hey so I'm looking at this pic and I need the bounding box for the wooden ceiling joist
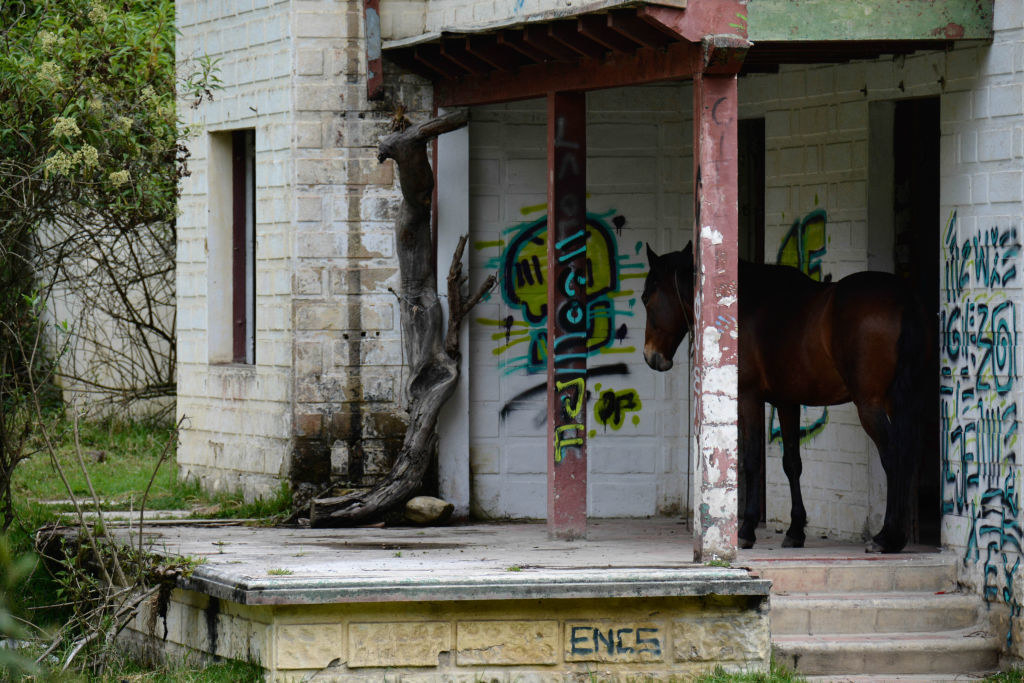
[521,24,580,61]
[605,10,675,49]
[548,21,608,60]
[413,45,464,80]
[497,31,550,64]
[464,35,524,72]
[577,14,641,53]
[439,42,491,76]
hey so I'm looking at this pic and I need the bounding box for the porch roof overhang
[377,0,993,106]
[382,1,748,106]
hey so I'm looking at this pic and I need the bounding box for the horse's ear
[646,243,658,265]
[681,241,693,265]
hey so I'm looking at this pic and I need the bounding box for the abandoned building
[163,0,1024,678]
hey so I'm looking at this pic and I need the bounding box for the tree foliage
[0,0,218,413]
[0,0,189,233]
[0,0,217,527]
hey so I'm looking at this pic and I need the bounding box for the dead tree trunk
[309,109,493,527]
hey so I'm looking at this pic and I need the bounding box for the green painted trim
[748,0,993,41]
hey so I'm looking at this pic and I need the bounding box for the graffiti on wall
[593,383,642,431]
[476,203,648,432]
[769,209,831,443]
[477,207,645,376]
[940,210,1022,644]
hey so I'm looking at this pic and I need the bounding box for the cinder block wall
[382,0,598,40]
[176,0,295,501]
[177,0,430,501]
[935,1,1024,651]
[737,2,1024,648]
[424,0,580,33]
[467,86,694,519]
[287,1,430,496]
[739,61,905,542]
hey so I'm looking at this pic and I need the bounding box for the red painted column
[692,71,740,562]
[546,91,588,540]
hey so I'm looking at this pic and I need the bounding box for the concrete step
[772,591,982,635]
[773,628,1000,676]
[745,552,958,594]
[804,675,997,682]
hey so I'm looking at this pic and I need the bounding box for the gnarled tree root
[308,110,493,527]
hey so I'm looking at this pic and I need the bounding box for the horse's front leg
[738,395,764,549]
[777,403,807,548]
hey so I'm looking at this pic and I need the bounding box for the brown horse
[642,243,929,553]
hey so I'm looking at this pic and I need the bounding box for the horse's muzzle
[644,348,673,372]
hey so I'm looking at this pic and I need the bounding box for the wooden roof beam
[522,24,579,61]
[605,11,674,49]
[414,45,465,80]
[638,1,748,43]
[547,21,608,59]
[464,35,525,71]
[436,40,701,107]
[440,41,492,75]
[578,14,641,53]
[498,31,549,64]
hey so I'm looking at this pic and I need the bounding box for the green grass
[4,653,264,682]
[3,415,293,636]
[987,670,1024,682]
[187,482,292,523]
[11,416,179,507]
[690,665,805,682]
[11,415,293,518]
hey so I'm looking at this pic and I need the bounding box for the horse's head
[642,242,694,372]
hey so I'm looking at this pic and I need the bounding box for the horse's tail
[886,291,930,518]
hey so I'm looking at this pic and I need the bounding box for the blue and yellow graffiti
[941,210,1022,646]
[770,209,830,443]
[477,207,644,375]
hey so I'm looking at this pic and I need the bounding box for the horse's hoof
[739,537,755,550]
[870,532,906,554]
[782,535,804,548]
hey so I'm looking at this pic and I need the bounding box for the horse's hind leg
[738,396,764,549]
[778,403,807,548]
[857,402,908,553]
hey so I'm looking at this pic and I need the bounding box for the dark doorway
[893,98,941,546]
[737,117,766,528]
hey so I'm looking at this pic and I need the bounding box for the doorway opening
[870,97,941,546]
[737,117,766,530]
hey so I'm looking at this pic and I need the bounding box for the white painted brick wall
[179,0,431,499]
[467,86,692,519]
[737,3,1024,649]
[288,0,430,489]
[934,1,1024,652]
[177,0,295,501]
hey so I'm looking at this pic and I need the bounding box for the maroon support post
[546,91,588,540]
[692,68,741,562]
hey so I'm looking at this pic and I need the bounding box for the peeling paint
[701,225,724,245]
[700,425,736,453]
[703,485,735,518]
[702,326,722,365]
[704,366,738,398]
[703,395,737,424]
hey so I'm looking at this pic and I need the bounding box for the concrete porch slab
[144,519,771,604]
[119,518,781,680]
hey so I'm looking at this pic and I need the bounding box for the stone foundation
[124,589,769,681]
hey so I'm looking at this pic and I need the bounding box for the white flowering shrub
[0,0,218,528]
